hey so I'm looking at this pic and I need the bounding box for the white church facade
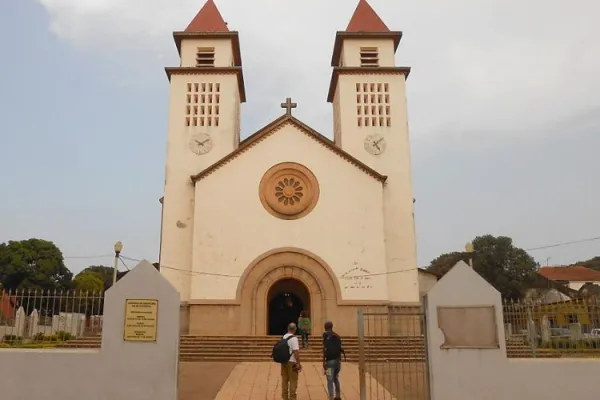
[159,0,421,336]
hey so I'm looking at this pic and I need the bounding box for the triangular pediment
[190,115,387,183]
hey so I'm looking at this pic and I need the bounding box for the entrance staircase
[58,335,425,362]
[57,335,549,360]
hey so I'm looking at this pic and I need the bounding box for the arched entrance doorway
[236,248,343,335]
[267,278,310,335]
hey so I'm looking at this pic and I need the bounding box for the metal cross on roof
[280,97,297,116]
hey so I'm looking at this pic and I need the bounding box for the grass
[0,341,65,349]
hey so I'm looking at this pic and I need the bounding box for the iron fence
[0,289,104,345]
[503,297,600,358]
[357,306,429,400]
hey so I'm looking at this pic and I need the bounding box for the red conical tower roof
[185,0,229,32]
[346,0,390,32]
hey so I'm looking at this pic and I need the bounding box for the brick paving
[213,362,396,400]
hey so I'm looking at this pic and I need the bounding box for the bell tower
[328,0,419,302]
[160,0,246,300]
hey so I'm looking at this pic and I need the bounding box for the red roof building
[0,294,16,319]
[538,266,600,291]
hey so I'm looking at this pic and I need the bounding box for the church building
[159,0,420,336]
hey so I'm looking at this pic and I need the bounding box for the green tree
[73,271,104,293]
[426,252,470,277]
[108,262,160,282]
[70,270,105,316]
[76,262,160,293]
[0,239,72,291]
[572,256,600,271]
[426,235,539,300]
[78,265,127,292]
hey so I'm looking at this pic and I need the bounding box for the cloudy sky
[1,0,599,274]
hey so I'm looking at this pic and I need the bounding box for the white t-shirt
[283,333,300,363]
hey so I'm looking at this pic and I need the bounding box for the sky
[1,0,599,275]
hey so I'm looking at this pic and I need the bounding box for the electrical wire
[119,255,418,279]
[118,256,130,271]
[525,236,600,252]
[64,254,113,259]
[63,234,600,278]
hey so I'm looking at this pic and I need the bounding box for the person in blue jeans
[322,321,344,400]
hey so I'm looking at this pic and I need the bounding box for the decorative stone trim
[330,31,403,67]
[327,66,411,103]
[164,67,246,102]
[172,31,242,67]
[190,116,387,183]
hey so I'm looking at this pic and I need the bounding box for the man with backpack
[272,322,302,400]
[322,321,344,400]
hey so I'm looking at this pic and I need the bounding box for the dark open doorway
[267,278,310,336]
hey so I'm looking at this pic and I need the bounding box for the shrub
[539,338,600,350]
[16,342,62,349]
[1,335,22,344]
[0,340,64,349]
[55,331,74,341]
[31,333,61,342]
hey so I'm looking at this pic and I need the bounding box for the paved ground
[366,363,429,400]
[178,362,238,400]
[211,362,398,400]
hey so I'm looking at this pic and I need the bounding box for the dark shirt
[322,331,344,361]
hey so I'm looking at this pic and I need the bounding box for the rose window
[274,178,304,205]
[259,162,319,220]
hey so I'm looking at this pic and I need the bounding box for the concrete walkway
[213,362,396,400]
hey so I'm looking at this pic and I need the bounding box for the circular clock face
[189,133,213,155]
[364,134,386,156]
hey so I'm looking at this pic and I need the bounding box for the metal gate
[357,307,430,400]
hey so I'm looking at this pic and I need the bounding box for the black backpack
[272,335,294,364]
[323,332,345,360]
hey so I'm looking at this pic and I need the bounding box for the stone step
[179,354,426,362]
[56,336,566,360]
[180,339,427,342]
[59,343,425,350]
[179,348,426,354]
[179,341,425,346]
[58,336,426,347]
[58,345,425,355]
[60,341,425,346]
[179,347,425,355]
[181,344,424,348]
[179,348,424,354]
[179,343,425,348]
[179,341,425,345]
[180,335,423,340]
[59,339,421,346]
[179,337,425,342]
[182,340,425,343]
[59,335,422,343]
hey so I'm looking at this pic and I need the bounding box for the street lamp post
[465,242,474,268]
[112,241,123,285]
